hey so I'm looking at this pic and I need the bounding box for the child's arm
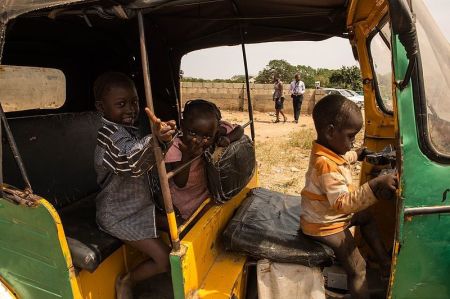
[100,109,176,177]
[166,139,203,188]
[315,157,377,214]
[319,165,398,215]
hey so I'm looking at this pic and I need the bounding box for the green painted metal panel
[0,198,73,299]
[392,215,450,298]
[170,253,185,299]
[391,35,450,298]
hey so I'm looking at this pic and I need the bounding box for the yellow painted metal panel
[77,247,125,299]
[197,253,246,299]
[180,174,258,297]
[349,0,399,263]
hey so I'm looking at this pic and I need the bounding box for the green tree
[329,66,362,90]
[254,59,296,84]
[295,65,315,88]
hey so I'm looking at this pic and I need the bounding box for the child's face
[326,111,363,155]
[182,117,218,149]
[97,86,139,126]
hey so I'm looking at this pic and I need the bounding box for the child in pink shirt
[165,99,243,220]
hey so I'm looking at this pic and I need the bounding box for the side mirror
[0,65,66,112]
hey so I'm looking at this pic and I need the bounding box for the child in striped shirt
[300,94,398,299]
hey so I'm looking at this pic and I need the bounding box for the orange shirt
[300,142,377,237]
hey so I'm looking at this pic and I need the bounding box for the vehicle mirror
[0,65,66,112]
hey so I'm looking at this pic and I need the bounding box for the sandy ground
[222,110,363,196]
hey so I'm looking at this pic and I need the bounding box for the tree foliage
[254,60,361,89]
[253,59,296,84]
[329,66,362,90]
[181,62,362,90]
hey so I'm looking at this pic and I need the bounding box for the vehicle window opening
[411,0,450,161]
[368,18,394,115]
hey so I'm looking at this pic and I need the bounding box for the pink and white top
[164,121,236,219]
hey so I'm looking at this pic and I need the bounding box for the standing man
[289,74,305,123]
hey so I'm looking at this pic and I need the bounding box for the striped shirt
[94,118,158,241]
[300,142,377,237]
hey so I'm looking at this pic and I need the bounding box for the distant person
[289,74,305,123]
[300,94,397,299]
[273,75,287,123]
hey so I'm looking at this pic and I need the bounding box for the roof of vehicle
[0,0,384,55]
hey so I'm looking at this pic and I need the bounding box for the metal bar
[150,10,339,21]
[240,41,255,141]
[168,50,182,125]
[0,103,32,193]
[230,0,255,141]
[404,205,450,217]
[248,24,347,39]
[177,198,211,234]
[0,108,3,198]
[241,120,252,129]
[167,154,203,180]
[138,11,180,251]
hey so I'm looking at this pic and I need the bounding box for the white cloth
[257,259,326,299]
[290,80,305,95]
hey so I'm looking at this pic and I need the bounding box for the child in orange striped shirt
[300,94,398,299]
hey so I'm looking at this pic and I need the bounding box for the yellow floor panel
[196,252,247,299]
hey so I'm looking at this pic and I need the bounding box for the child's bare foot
[116,273,133,299]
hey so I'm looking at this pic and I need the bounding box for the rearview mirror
[0,65,66,112]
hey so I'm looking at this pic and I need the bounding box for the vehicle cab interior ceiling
[0,0,391,272]
[1,0,386,116]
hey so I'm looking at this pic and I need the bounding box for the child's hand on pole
[145,107,176,143]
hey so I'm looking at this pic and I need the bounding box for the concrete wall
[180,82,318,114]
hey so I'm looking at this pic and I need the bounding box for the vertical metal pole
[0,106,3,198]
[0,103,32,193]
[168,50,182,125]
[239,30,255,141]
[137,11,180,251]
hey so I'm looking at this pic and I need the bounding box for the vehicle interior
[0,0,402,298]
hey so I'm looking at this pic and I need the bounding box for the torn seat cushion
[59,194,122,272]
[223,188,334,267]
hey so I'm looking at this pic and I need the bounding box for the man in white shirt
[289,74,305,123]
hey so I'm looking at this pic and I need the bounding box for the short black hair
[94,72,136,102]
[312,94,361,132]
[182,99,222,123]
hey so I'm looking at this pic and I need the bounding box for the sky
[181,0,450,80]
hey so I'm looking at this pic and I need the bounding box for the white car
[322,88,364,108]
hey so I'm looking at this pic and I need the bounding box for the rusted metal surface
[2,184,39,206]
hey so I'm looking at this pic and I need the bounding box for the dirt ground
[222,110,364,195]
